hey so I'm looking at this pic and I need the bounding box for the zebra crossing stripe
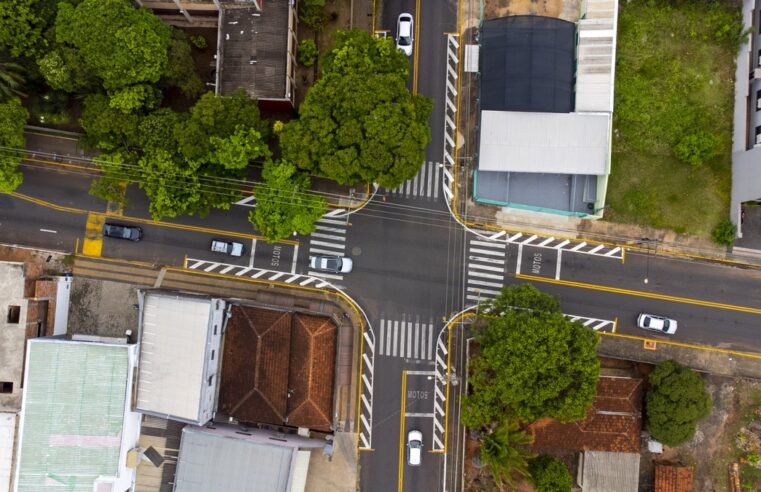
[317,218,347,225]
[311,232,346,241]
[315,225,346,233]
[309,247,343,255]
[467,286,501,295]
[468,255,504,264]
[235,267,252,276]
[538,237,555,247]
[570,242,587,251]
[469,271,503,280]
[307,270,342,280]
[468,263,504,272]
[555,239,571,249]
[605,247,622,256]
[588,244,605,254]
[251,270,268,279]
[270,272,285,280]
[324,208,346,217]
[219,265,236,274]
[203,262,220,272]
[469,248,505,257]
[470,240,506,248]
[310,240,346,249]
[468,279,503,288]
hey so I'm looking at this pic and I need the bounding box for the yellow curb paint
[613,317,618,334]
[621,247,626,264]
[517,273,761,315]
[397,370,407,492]
[413,0,421,95]
[82,213,105,257]
[74,238,80,254]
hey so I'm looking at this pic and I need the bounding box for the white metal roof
[0,413,14,492]
[580,451,640,492]
[575,0,619,112]
[136,293,219,424]
[478,110,611,175]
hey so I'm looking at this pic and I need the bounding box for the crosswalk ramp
[307,216,349,280]
[378,317,436,361]
[384,161,442,200]
[466,238,507,302]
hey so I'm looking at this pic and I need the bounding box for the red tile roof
[654,464,693,492]
[530,376,643,453]
[218,306,336,432]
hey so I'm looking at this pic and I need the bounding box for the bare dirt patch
[483,0,579,22]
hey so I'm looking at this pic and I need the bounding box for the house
[217,306,338,432]
[474,1,618,218]
[12,338,141,492]
[135,291,226,426]
[654,464,694,492]
[529,375,644,492]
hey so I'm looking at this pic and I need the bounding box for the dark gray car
[103,223,143,241]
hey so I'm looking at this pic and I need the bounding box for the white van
[210,239,245,257]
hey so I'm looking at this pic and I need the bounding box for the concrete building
[13,338,141,492]
[135,292,226,425]
[474,2,619,218]
[731,0,761,234]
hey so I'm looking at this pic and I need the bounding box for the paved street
[2,4,761,491]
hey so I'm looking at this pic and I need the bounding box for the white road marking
[556,249,562,280]
[516,243,524,274]
[40,229,57,233]
[468,263,504,272]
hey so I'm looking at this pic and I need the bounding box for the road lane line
[249,239,256,268]
[397,371,407,492]
[428,325,434,361]
[517,273,761,315]
[555,249,562,280]
[406,412,434,418]
[379,320,385,356]
[516,243,523,274]
[291,244,298,273]
[392,321,399,357]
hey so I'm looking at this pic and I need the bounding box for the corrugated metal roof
[580,451,640,492]
[14,340,129,492]
[478,110,611,175]
[0,413,15,492]
[136,293,216,424]
[575,0,619,112]
[174,426,294,492]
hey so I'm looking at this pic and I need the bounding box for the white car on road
[407,430,422,466]
[309,255,353,274]
[637,313,677,335]
[396,13,414,56]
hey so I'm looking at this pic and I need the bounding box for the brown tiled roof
[655,464,693,492]
[530,376,643,453]
[218,306,337,432]
[286,314,336,430]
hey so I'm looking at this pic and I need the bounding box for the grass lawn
[606,0,744,236]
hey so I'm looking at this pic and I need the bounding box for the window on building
[0,382,12,394]
[7,306,20,324]
[208,375,213,386]
[757,90,761,110]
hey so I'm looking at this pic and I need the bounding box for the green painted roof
[15,340,129,491]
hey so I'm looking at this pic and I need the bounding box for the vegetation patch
[607,0,744,236]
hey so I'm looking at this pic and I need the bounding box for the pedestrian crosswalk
[466,237,507,303]
[385,161,442,200]
[378,317,436,361]
[307,216,349,280]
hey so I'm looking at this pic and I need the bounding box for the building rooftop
[579,451,640,492]
[480,15,575,113]
[173,425,295,492]
[218,2,290,100]
[478,110,611,175]
[0,413,14,492]
[218,306,337,432]
[530,376,643,453]
[654,464,693,492]
[136,292,224,425]
[14,339,138,492]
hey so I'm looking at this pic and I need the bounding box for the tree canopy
[529,456,573,492]
[249,161,327,242]
[0,97,29,192]
[479,418,535,488]
[646,360,712,446]
[280,29,432,188]
[0,0,51,58]
[462,284,600,427]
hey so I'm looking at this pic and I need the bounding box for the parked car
[407,430,423,466]
[396,13,414,56]
[637,313,677,335]
[210,239,245,257]
[103,222,143,242]
[309,255,353,274]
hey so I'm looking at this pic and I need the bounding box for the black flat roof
[480,15,575,113]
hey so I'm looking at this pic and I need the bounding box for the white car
[407,430,422,466]
[309,255,353,274]
[210,239,245,257]
[637,313,677,335]
[396,13,414,56]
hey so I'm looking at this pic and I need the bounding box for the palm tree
[0,61,26,101]
[479,418,536,489]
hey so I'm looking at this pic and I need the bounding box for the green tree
[37,46,97,94]
[299,0,326,31]
[298,38,318,67]
[280,29,431,188]
[0,97,29,192]
[646,360,712,446]
[673,130,721,167]
[250,160,327,242]
[529,456,573,492]
[0,60,27,101]
[479,418,535,488]
[462,285,600,427]
[79,93,140,150]
[55,0,171,91]
[131,92,269,219]
[161,30,203,99]
[0,0,49,58]
[89,152,129,205]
